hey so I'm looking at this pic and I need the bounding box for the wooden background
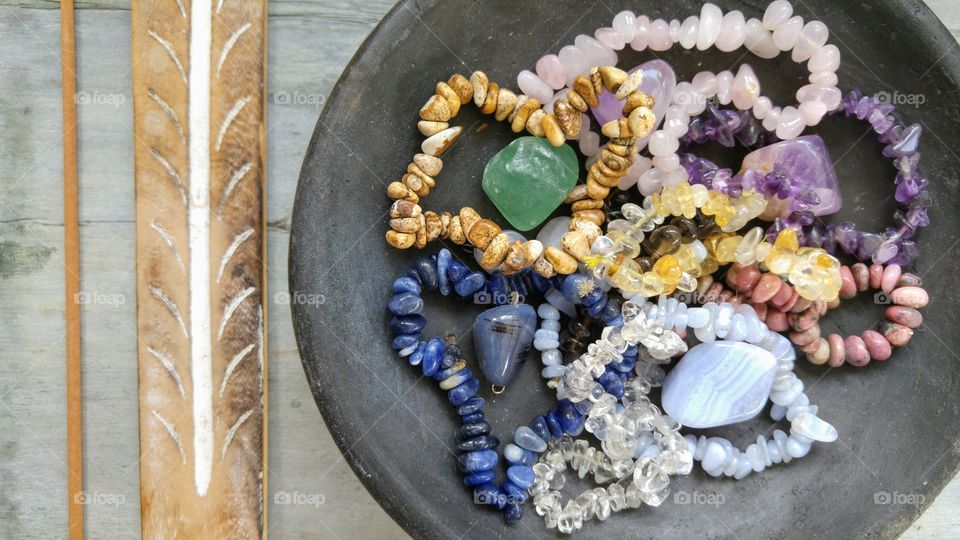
[0,0,957,538]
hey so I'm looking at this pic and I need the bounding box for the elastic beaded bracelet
[386,66,659,277]
[642,299,838,480]
[782,89,931,266]
[387,249,594,523]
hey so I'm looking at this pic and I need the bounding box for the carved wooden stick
[132,0,267,536]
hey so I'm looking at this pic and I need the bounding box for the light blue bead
[506,465,535,488]
[514,426,547,452]
[541,365,566,378]
[474,304,536,387]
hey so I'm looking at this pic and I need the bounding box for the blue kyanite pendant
[473,304,537,390]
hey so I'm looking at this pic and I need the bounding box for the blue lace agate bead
[529,416,550,441]
[458,450,498,473]
[448,377,480,405]
[513,426,547,452]
[388,293,423,315]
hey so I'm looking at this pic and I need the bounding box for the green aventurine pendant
[482,136,579,232]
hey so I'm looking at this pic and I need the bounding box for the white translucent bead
[613,10,637,41]
[731,64,761,110]
[542,319,561,333]
[770,403,787,421]
[538,303,561,320]
[662,106,690,138]
[796,83,841,109]
[727,313,748,341]
[733,458,752,480]
[715,10,746,52]
[686,307,710,328]
[648,19,672,51]
[763,0,794,30]
[517,69,554,103]
[691,70,717,96]
[636,167,664,196]
[684,434,698,454]
[746,444,764,472]
[536,328,560,342]
[505,443,524,463]
[772,15,803,51]
[558,45,590,86]
[678,15,699,49]
[535,337,560,351]
[578,130,601,156]
[662,167,687,188]
[648,131,679,156]
[762,106,781,131]
[575,34,617,68]
[715,70,734,104]
[630,15,651,51]
[767,440,782,463]
[744,18,779,59]
[652,154,680,172]
[792,412,838,442]
[776,106,805,139]
[808,44,841,73]
[701,441,726,471]
[751,96,773,119]
[799,100,828,126]
[809,70,839,86]
[668,19,681,43]
[696,3,723,51]
[773,371,796,391]
[785,436,812,458]
[773,429,791,463]
[594,27,626,51]
[791,20,829,63]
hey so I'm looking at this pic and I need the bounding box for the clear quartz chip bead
[607,482,628,512]
[575,490,598,521]
[534,491,561,517]
[594,488,612,521]
[557,500,583,534]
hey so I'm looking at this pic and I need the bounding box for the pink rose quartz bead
[731,64,761,110]
[776,106,805,139]
[798,100,828,126]
[613,10,636,42]
[696,3,722,51]
[762,0,793,30]
[517,70,553,104]
[827,334,845,368]
[885,306,923,329]
[648,19,672,51]
[715,11,746,52]
[891,286,929,309]
[557,45,589,87]
[862,330,892,361]
[574,34,617,69]
[792,20,829,63]
[630,16,651,51]
[744,18,779,59]
[772,16,803,51]
[595,27,626,50]
[535,54,567,90]
[881,264,902,294]
[809,44,841,73]
[678,16,699,50]
[843,335,870,367]
[868,264,883,290]
[716,70,734,105]
[839,266,856,299]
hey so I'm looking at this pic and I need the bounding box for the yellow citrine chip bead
[716,235,742,263]
[774,228,800,251]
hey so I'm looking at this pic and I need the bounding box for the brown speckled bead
[807,338,830,365]
[752,273,783,303]
[851,263,870,292]
[751,302,768,322]
[839,265,857,299]
[790,324,821,347]
[885,305,923,329]
[703,282,724,304]
[827,334,845,368]
[862,330,892,361]
[880,321,914,347]
[897,273,923,288]
[788,306,819,332]
[790,296,811,314]
[890,286,929,309]
[844,335,871,367]
[868,263,883,290]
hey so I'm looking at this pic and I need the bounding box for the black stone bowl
[290,1,960,537]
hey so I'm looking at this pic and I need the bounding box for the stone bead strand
[787,89,931,266]
[647,299,839,479]
[724,263,928,366]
